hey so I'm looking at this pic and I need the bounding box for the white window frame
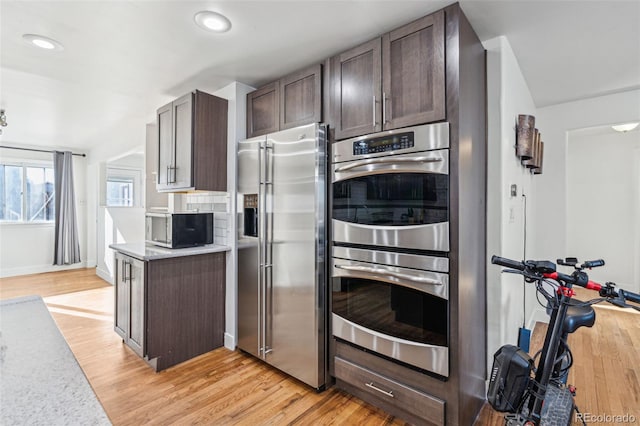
[0,160,56,224]
[105,166,142,208]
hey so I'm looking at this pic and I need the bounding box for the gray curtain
[53,151,81,265]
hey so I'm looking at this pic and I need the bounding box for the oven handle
[334,156,443,172]
[335,264,443,285]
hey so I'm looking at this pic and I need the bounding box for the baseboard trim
[0,262,87,279]
[224,332,235,350]
[95,267,114,285]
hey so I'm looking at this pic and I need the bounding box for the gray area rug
[0,295,111,425]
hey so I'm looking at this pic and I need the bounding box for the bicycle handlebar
[619,289,640,305]
[491,254,640,307]
[583,259,605,268]
[491,255,525,271]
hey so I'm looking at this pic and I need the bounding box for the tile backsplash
[177,192,230,246]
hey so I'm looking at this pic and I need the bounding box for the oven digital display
[353,132,415,155]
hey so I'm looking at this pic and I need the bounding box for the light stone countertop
[109,242,230,261]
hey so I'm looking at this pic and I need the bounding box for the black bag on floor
[487,344,533,412]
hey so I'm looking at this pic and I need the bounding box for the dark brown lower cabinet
[114,251,226,371]
[334,356,445,426]
[114,252,145,357]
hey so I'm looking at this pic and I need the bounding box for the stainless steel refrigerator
[237,123,327,390]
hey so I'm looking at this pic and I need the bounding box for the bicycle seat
[563,299,596,334]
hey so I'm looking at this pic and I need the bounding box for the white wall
[484,36,537,368]
[212,81,255,350]
[86,122,147,276]
[95,207,145,283]
[533,89,640,257]
[94,154,145,283]
[531,90,640,320]
[0,147,89,277]
[566,128,640,291]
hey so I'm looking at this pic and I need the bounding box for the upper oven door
[332,149,449,251]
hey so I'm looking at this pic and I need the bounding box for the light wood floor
[1,269,638,425]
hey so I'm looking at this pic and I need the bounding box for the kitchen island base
[112,246,227,371]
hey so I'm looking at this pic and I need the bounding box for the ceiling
[1,0,639,152]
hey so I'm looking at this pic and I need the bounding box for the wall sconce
[516,114,544,175]
[533,141,544,175]
[516,114,535,159]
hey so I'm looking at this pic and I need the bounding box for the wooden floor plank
[1,269,638,425]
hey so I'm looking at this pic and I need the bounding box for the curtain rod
[0,145,86,157]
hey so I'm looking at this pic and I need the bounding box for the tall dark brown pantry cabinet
[327,4,486,426]
[156,90,227,192]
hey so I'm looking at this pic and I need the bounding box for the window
[0,163,55,222]
[106,177,134,207]
[105,167,141,207]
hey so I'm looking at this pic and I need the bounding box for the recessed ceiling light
[194,11,232,33]
[611,122,639,132]
[22,34,64,51]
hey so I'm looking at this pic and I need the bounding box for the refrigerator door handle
[264,139,275,357]
[258,140,267,358]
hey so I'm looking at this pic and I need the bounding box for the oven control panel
[353,132,415,155]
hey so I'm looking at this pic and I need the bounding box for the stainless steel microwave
[145,212,213,248]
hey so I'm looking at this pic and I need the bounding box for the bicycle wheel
[540,384,574,426]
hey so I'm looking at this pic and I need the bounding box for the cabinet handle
[171,166,177,184]
[365,382,394,398]
[382,92,388,124]
[372,96,377,127]
[166,165,177,184]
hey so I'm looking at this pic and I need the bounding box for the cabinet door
[127,258,145,357]
[279,64,322,130]
[114,254,129,340]
[382,10,445,129]
[156,102,173,190]
[247,82,279,138]
[145,122,168,209]
[172,93,194,189]
[331,38,382,140]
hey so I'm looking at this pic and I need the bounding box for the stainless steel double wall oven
[331,122,450,377]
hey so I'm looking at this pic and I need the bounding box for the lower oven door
[331,257,449,377]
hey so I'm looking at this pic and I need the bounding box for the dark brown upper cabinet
[246,64,322,138]
[382,11,445,130]
[330,10,445,140]
[330,39,382,140]
[156,90,228,192]
[280,64,322,130]
[246,82,279,138]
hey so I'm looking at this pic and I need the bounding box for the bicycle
[487,255,640,426]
